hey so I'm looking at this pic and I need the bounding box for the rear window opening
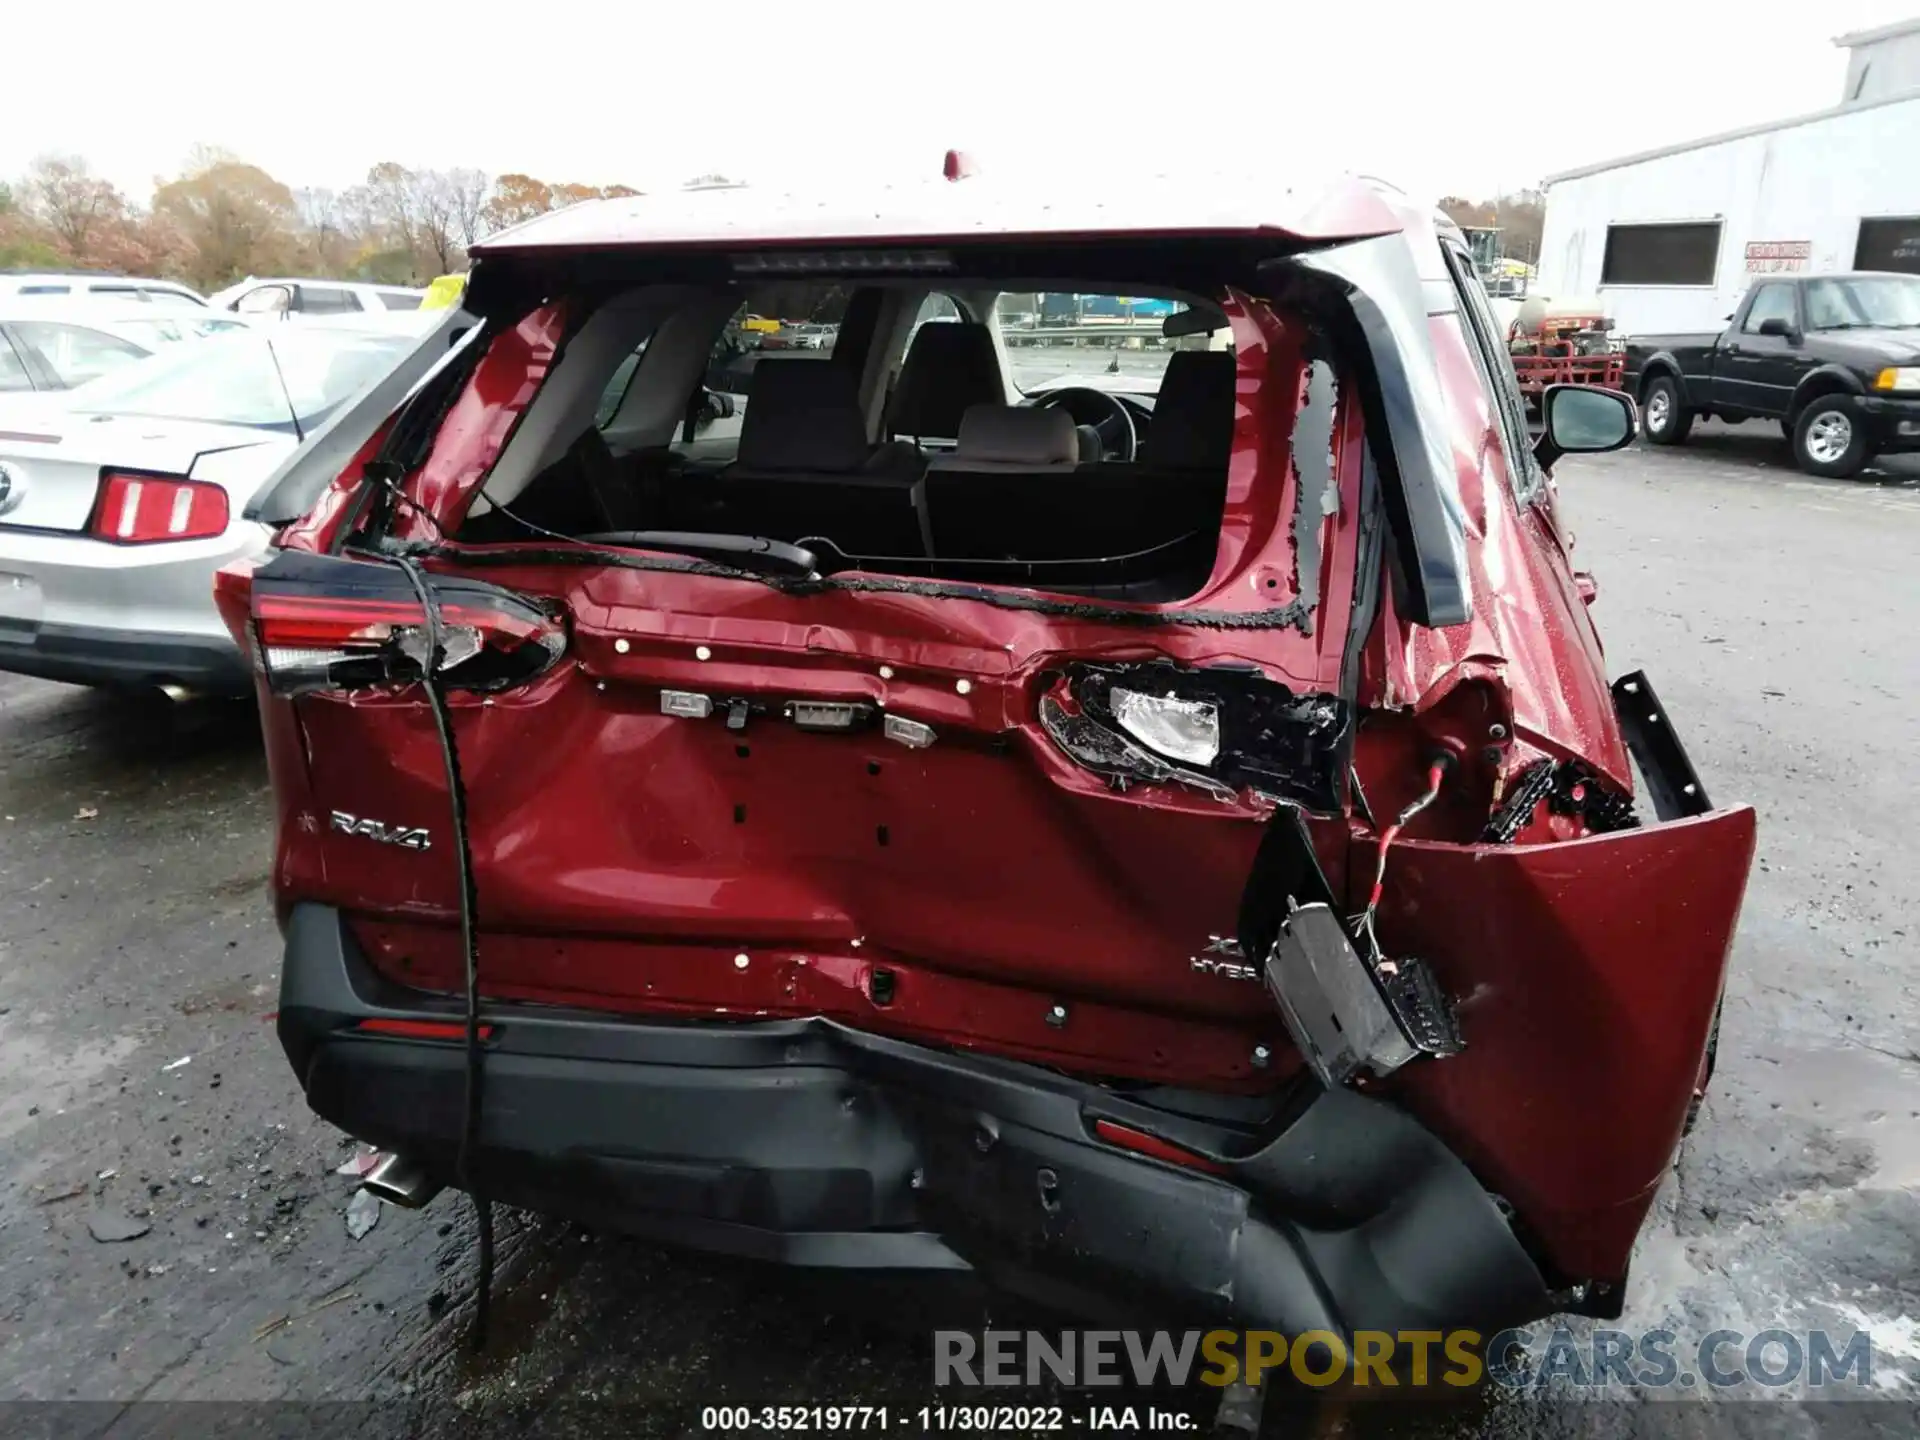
[456,273,1242,601]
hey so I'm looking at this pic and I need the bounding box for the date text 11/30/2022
[701,1406,1196,1432]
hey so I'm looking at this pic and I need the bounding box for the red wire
[1366,761,1447,912]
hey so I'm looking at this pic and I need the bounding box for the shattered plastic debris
[345,1187,381,1240]
[334,1146,382,1179]
[87,1209,152,1243]
[161,1056,192,1072]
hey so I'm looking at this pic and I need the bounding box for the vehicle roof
[219,277,424,291]
[1,270,194,284]
[1767,271,1916,283]
[471,171,1414,255]
[0,297,245,322]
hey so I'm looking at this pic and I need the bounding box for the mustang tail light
[90,471,229,543]
[225,551,567,697]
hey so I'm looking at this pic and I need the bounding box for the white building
[1537,18,1920,336]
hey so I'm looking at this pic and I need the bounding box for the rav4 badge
[328,811,432,851]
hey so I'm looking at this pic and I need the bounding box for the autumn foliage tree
[153,149,299,289]
[2,149,639,289]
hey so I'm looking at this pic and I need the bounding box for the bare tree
[410,170,463,274]
[447,167,490,250]
[363,162,419,258]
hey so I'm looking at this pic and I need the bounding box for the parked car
[784,321,837,350]
[1,305,160,397]
[1626,271,1920,476]
[0,271,209,308]
[1,298,254,389]
[0,323,421,692]
[209,278,428,318]
[216,174,1755,1353]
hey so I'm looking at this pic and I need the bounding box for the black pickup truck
[1625,271,1920,477]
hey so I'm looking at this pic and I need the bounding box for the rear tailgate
[234,295,1370,1087]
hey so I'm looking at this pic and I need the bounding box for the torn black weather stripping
[1046,660,1351,811]
[393,540,1320,631]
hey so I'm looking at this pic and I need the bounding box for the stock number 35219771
[700,1405,1073,1431]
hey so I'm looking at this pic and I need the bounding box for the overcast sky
[7,1,1917,206]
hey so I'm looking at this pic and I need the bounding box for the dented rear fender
[1370,803,1757,1284]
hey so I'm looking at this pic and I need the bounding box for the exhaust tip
[361,1151,444,1210]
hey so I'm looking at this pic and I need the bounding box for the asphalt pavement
[0,420,1916,1436]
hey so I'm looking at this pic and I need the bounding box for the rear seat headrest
[1148,349,1235,470]
[734,358,871,472]
[889,322,1003,439]
[945,404,1079,467]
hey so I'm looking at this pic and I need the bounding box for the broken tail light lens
[251,592,563,697]
[89,471,229,543]
[1109,687,1221,766]
[1046,663,1351,813]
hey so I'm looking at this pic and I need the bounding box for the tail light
[225,551,566,697]
[90,471,229,543]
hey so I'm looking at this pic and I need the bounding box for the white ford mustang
[0,322,425,693]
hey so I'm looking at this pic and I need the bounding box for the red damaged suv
[217,170,1756,1340]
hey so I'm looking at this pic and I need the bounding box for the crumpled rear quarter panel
[1366,804,1758,1281]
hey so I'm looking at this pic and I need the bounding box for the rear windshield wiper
[573,530,820,577]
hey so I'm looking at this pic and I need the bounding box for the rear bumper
[279,903,1554,1335]
[0,619,249,691]
[0,521,265,690]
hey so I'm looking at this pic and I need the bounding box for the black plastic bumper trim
[278,903,1552,1336]
[1611,669,1711,820]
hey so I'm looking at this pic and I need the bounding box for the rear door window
[595,340,651,429]
[296,285,359,316]
[0,333,34,392]
[675,291,846,460]
[10,321,150,387]
[1440,243,1543,500]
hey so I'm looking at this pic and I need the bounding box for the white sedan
[0,324,420,693]
[0,300,256,406]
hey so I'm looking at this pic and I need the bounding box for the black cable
[365,462,448,542]
[393,554,493,1352]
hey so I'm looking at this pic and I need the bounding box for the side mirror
[1533,384,1637,470]
[1756,316,1798,340]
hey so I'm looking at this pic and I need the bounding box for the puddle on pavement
[1741,1043,1920,1190]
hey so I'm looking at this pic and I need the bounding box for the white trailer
[1537,20,1920,338]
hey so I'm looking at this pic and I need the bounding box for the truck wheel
[1792,398,1869,478]
[1641,375,1692,445]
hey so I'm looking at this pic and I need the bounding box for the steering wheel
[1030,386,1138,462]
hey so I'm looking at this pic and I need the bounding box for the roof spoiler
[243,308,481,527]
